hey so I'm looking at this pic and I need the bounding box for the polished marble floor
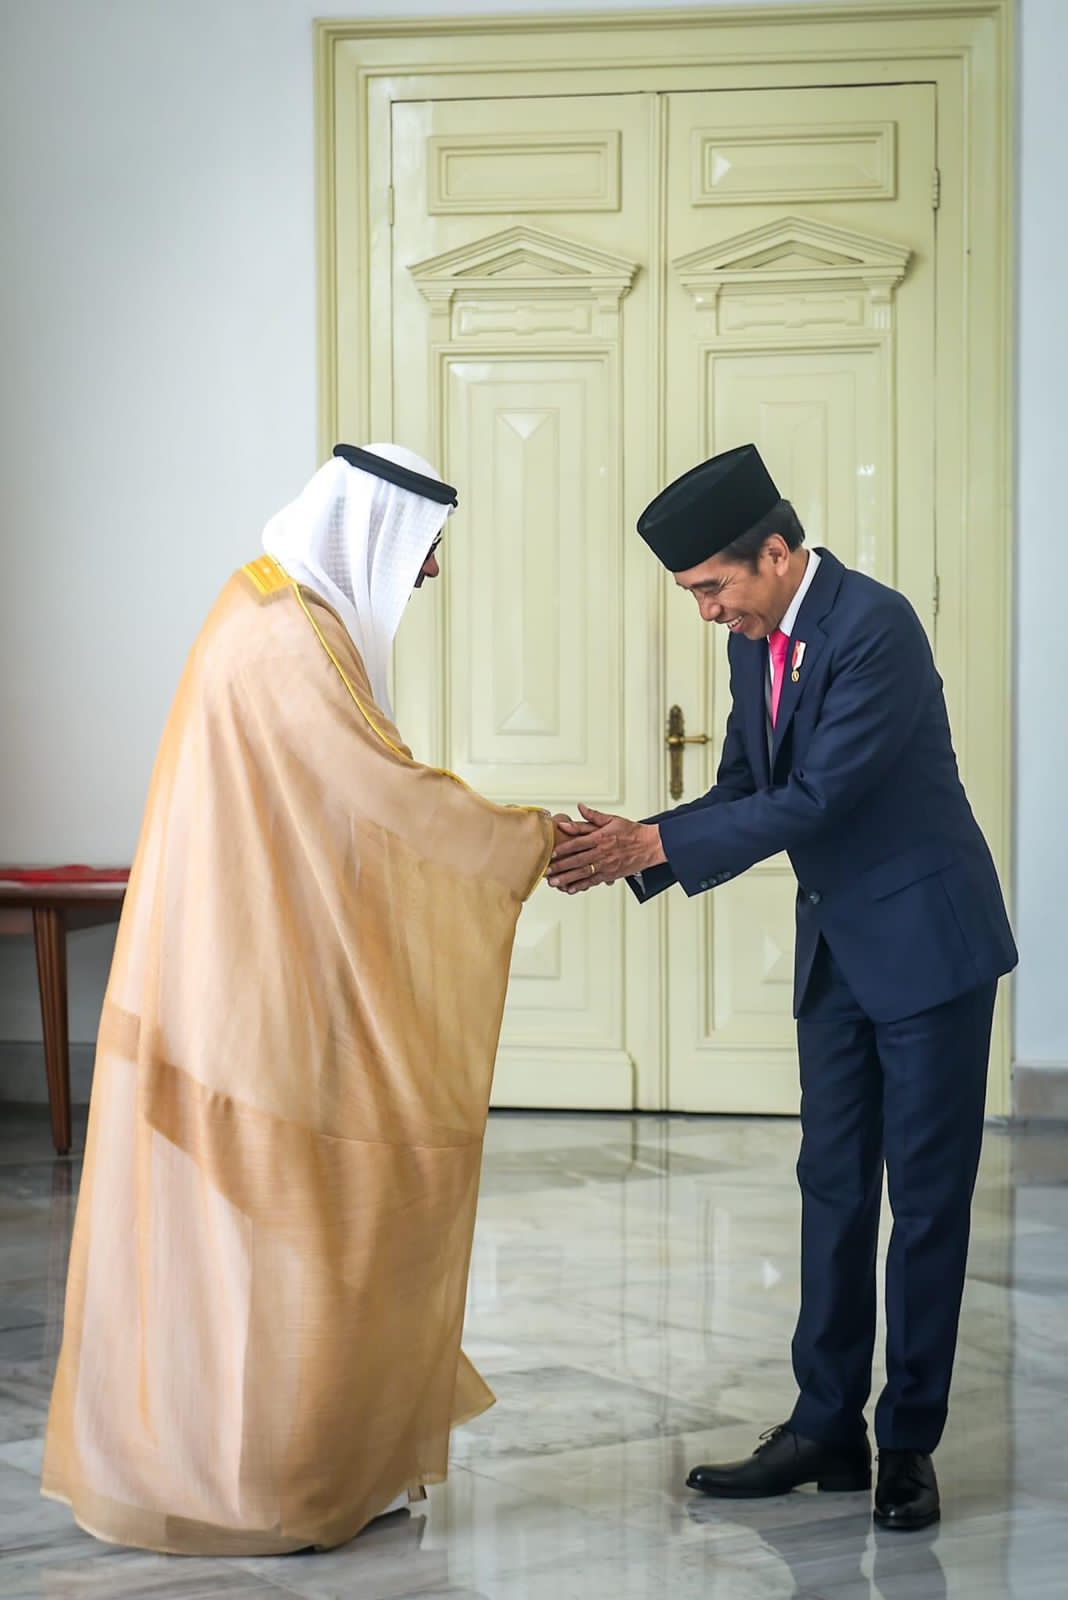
[0,1104,1065,1598]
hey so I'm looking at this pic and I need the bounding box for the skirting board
[1013,1062,1068,1123]
[0,1042,95,1107]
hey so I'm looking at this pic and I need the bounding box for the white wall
[0,0,1064,1084]
[1015,0,1068,1069]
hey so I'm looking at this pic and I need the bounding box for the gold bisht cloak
[42,556,553,1556]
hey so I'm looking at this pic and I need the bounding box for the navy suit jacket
[632,549,1017,1021]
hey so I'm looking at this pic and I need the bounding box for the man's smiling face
[673,532,802,641]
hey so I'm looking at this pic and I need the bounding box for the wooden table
[0,874,128,1155]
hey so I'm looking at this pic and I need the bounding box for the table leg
[32,908,72,1156]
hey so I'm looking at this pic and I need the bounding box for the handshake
[546,804,666,894]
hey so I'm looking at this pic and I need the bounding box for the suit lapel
[732,634,770,786]
[770,549,843,769]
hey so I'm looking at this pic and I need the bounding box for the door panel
[444,356,622,796]
[390,95,659,1109]
[663,84,937,1111]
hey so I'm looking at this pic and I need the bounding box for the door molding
[672,214,912,324]
[316,1,1015,1114]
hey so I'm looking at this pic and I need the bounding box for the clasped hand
[548,804,666,893]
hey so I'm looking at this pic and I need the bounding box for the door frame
[315,1,1016,1115]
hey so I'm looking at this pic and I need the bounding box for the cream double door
[389,83,937,1112]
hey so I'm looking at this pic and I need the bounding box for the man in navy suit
[548,444,1017,1531]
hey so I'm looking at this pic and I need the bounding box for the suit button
[808,891,822,906]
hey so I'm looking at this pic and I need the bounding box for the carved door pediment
[410,225,640,339]
[674,215,910,328]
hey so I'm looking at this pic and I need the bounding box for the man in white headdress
[42,445,560,1556]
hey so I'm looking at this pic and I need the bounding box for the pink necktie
[769,629,789,727]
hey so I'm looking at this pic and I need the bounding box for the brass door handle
[666,704,711,801]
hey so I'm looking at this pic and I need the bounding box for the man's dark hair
[720,499,806,571]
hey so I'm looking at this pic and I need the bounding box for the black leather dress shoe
[873,1450,940,1530]
[687,1424,872,1498]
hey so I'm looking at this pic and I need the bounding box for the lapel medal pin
[791,640,806,684]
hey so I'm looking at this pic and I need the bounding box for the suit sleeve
[628,672,758,904]
[659,597,931,897]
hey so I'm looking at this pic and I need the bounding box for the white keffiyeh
[262,444,452,716]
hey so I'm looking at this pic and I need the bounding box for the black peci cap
[637,444,780,571]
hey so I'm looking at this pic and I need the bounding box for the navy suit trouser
[787,936,996,1453]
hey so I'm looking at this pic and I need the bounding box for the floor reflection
[0,1104,1062,1599]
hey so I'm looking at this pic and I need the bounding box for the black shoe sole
[873,1507,941,1531]
[686,1474,872,1498]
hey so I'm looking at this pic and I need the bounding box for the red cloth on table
[0,866,130,885]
